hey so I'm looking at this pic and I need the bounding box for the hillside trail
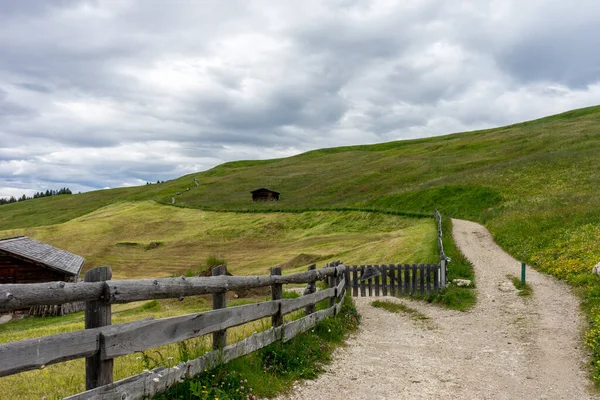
[274,219,596,400]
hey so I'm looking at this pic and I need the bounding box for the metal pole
[521,262,526,285]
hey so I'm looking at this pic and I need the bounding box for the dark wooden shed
[251,188,280,202]
[0,236,84,284]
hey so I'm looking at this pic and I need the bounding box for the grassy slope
[0,201,437,279]
[1,105,599,227]
[1,105,600,382]
[2,106,598,284]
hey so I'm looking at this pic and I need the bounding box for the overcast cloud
[1,0,600,198]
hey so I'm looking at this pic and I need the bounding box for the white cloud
[0,0,599,197]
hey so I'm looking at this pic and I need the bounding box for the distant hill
[1,105,599,280]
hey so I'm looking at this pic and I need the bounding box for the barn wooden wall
[0,252,69,284]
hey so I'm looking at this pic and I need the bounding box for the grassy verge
[154,294,360,399]
[371,300,428,321]
[427,217,476,311]
[507,275,533,296]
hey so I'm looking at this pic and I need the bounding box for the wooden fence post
[305,264,317,316]
[271,267,283,327]
[84,266,113,390]
[329,270,337,308]
[352,266,358,297]
[344,265,350,294]
[440,258,447,289]
[212,265,227,350]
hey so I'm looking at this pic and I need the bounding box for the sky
[1,0,600,198]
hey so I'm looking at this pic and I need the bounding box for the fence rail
[0,266,343,313]
[0,262,347,400]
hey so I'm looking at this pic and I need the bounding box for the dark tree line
[0,187,72,205]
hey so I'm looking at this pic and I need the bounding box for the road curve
[274,219,595,400]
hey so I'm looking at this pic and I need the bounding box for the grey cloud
[499,31,600,87]
[0,89,31,117]
[1,0,600,197]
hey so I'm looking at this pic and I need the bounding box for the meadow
[1,104,600,387]
[0,205,437,399]
[0,201,438,279]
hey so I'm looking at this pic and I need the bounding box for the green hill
[2,105,600,276]
[2,105,600,380]
[2,105,600,279]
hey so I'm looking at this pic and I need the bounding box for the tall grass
[154,295,360,400]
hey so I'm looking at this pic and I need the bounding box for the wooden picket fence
[0,262,347,400]
[348,264,442,297]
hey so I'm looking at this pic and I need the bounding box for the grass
[371,300,429,321]
[427,216,476,311]
[153,294,360,399]
[1,105,600,383]
[0,296,268,399]
[508,275,533,296]
[0,202,438,279]
[0,206,433,398]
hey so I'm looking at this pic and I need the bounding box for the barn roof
[250,187,280,195]
[0,236,84,276]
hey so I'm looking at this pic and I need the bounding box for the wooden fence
[347,264,441,297]
[0,262,347,400]
[435,210,448,287]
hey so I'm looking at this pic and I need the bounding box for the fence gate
[347,264,442,297]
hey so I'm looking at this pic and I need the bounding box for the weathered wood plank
[0,319,152,378]
[374,265,380,296]
[335,277,346,299]
[344,266,350,293]
[0,265,347,312]
[394,264,400,296]
[304,264,317,316]
[404,264,410,295]
[328,272,336,308]
[352,266,358,297]
[0,281,104,312]
[212,265,227,350]
[367,265,373,296]
[271,267,283,328]
[0,329,99,377]
[360,266,366,297]
[381,265,388,296]
[283,306,336,342]
[411,264,417,295]
[108,266,344,304]
[65,327,285,400]
[67,302,339,400]
[281,287,335,315]
[419,264,425,296]
[388,264,396,296]
[102,301,278,359]
[84,266,113,390]
[434,264,439,293]
[426,264,431,295]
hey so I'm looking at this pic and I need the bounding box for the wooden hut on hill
[251,188,280,202]
[0,236,85,316]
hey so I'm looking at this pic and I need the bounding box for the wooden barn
[0,236,85,315]
[251,188,280,202]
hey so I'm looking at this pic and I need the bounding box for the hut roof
[0,236,84,276]
[250,188,280,195]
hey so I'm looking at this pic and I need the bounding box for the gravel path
[275,219,596,400]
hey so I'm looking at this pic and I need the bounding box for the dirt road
[275,219,596,400]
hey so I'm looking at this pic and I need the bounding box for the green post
[521,262,526,285]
